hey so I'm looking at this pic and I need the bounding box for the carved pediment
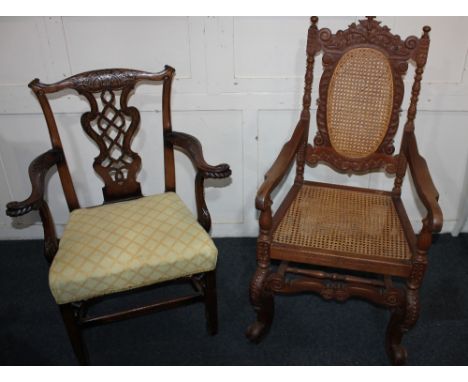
[319,17,419,59]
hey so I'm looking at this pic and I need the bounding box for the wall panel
[1,16,468,239]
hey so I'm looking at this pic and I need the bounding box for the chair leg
[204,270,218,335]
[59,304,89,365]
[385,288,420,365]
[246,265,274,343]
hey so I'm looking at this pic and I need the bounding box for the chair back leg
[204,270,218,335]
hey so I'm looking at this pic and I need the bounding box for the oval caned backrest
[327,47,394,159]
[304,17,430,174]
[29,66,175,209]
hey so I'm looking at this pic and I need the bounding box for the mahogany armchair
[6,66,231,365]
[247,17,442,365]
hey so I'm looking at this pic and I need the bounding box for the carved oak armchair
[246,17,442,365]
[6,66,231,365]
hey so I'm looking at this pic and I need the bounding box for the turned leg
[204,270,218,335]
[385,288,420,365]
[59,303,89,365]
[246,265,274,343]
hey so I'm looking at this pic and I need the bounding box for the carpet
[0,235,467,365]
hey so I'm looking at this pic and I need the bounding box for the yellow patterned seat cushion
[49,192,217,305]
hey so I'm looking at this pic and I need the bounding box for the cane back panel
[306,17,428,173]
[327,47,394,159]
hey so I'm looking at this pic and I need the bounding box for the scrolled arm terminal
[165,131,231,179]
[6,148,63,217]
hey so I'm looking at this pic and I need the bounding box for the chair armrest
[6,148,63,217]
[405,133,443,233]
[256,120,307,211]
[165,131,231,179]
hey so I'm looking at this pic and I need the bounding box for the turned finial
[311,16,319,26]
[423,25,431,35]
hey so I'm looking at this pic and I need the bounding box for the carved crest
[68,69,143,92]
[318,17,419,58]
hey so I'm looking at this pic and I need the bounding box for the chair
[6,66,231,365]
[246,17,442,365]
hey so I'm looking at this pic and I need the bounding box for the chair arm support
[6,148,63,217]
[256,120,307,211]
[405,133,443,233]
[165,131,231,233]
[165,131,231,179]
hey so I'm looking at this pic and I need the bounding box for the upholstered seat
[49,192,217,304]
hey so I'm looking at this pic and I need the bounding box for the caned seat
[270,182,413,277]
[50,192,217,304]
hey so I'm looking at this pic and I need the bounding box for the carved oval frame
[307,18,421,174]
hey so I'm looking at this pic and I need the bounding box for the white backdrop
[1,16,468,239]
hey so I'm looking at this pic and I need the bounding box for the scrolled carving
[306,144,398,174]
[397,61,409,74]
[318,28,332,42]
[200,166,231,179]
[383,290,402,307]
[6,148,63,217]
[6,202,35,217]
[405,36,419,50]
[319,18,419,59]
[266,272,285,292]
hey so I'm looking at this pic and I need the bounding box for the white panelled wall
[1,16,468,239]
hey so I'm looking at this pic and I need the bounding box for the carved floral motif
[318,18,419,58]
[70,69,143,92]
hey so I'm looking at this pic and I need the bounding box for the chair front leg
[246,240,274,343]
[385,293,408,365]
[386,221,431,365]
[386,286,422,365]
[204,270,218,335]
[59,303,89,365]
